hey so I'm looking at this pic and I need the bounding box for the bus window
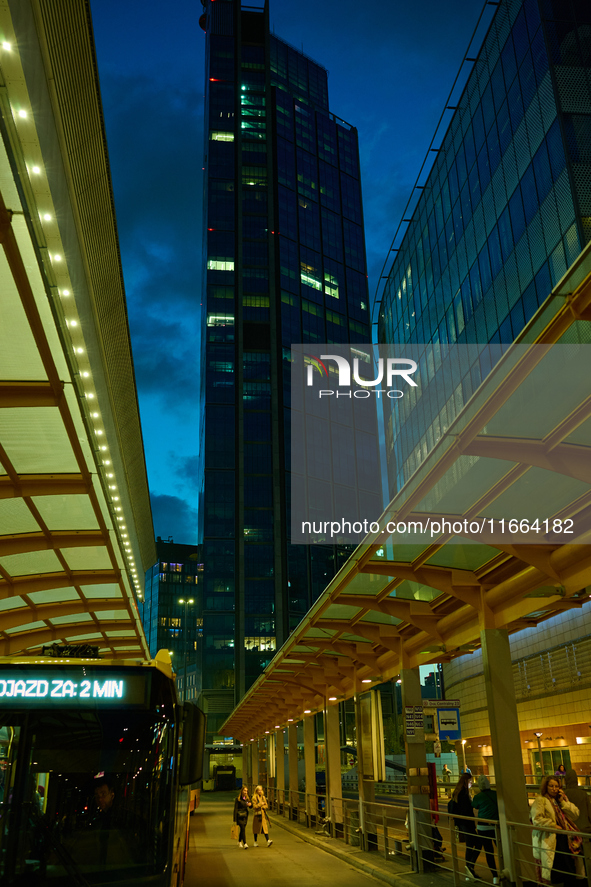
[0,709,175,884]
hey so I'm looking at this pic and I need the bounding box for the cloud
[172,455,203,494]
[98,72,204,407]
[151,493,199,545]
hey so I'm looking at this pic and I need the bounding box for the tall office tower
[377,0,591,494]
[199,0,371,736]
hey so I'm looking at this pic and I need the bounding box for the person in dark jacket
[472,775,499,883]
[563,771,591,834]
[233,787,252,848]
[564,769,590,880]
[450,772,481,880]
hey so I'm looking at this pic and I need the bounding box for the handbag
[554,801,582,855]
[231,824,240,840]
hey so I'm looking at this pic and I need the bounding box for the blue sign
[437,707,461,741]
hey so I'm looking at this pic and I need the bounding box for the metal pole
[183,599,188,703]
[534,733,543,782]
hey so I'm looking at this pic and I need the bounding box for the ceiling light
[31,165,40,174]
[43,213,51,221]
[361,679,372,684]
[100,445,107,451]
[96,429,103,435]
[18,109,27,118]
[304,709,311,714]
[76,348,84,354]
[82,372,89,377]
[3,42,12,50]
[86,393,94,399]
[69,320,77,327]
[53,254,62,261]
[62,289,70,295]
[329,696,337,701]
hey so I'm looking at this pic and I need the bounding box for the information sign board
[437,707,461,741]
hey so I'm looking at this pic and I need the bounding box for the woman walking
[472,776,499,884]
[252,785,273,847]
[234,786,252,848]
[449,772,481,880]
[531,775,580,886]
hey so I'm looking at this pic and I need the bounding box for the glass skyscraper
[199,0,371,736]
[378,0,591,494]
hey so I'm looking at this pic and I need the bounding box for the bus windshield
[0,691,176,885]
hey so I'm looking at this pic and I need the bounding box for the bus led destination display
[0,667,150,707]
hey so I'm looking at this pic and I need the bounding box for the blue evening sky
[90,0,493,544]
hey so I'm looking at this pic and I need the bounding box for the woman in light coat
[531,775,579,885]
[252,785,273,847]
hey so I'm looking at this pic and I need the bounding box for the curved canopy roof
[0,0,154,658]
[223,243,591,741]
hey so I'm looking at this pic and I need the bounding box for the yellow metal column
[325,703,343,831]
[275,727,285,807]
[481,627,532,883]
[401,666,432,868]
[303,714,316,823]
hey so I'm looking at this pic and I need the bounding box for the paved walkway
[185,791,465,887]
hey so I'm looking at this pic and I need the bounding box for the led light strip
[0,35,140,598]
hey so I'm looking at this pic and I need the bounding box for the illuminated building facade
[199,0,371,735]
[378,0,591,494]
[376,0,591,775]
[142,539,203,669]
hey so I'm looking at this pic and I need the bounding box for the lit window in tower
[207,258,235,271]
[324,271,339,299]
[300,262,322,291]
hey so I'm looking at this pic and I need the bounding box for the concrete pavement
[184,791,460,887]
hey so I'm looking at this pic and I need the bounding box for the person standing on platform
[450,772,481,880]
[472,776,499,884]
[234,786,252,848]
[564,770,590,879]
[555,764,567,785]
[252,785,273,847]
[563,771,591,833]
[531,775,581,886]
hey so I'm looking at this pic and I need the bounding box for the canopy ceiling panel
[222,245,591,741]
[0,0,154,659]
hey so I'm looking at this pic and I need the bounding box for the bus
[0,646,205,887]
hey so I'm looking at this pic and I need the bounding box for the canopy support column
[304,714,316,824]
[401,665,432,870]
[288,722,299,817]
[275,727,285,811]
[325,703,343,834]
[481,627,531,884]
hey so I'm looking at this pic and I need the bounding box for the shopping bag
[231,824,240,840]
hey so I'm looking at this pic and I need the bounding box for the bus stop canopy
[0,0,154,658]
[222,243,591,741]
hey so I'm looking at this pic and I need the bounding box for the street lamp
[461,738,467,773]
[534,732,543,781]
[178,598,194,702]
